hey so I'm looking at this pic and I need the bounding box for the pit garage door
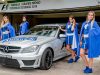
[2,7,100,33]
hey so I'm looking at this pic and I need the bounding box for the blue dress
[65,23,79,52]
[78,21,100,58]
[65,23,73,45]
[1,23,16,40]
[19,21,29,35]
[81,22,90,49]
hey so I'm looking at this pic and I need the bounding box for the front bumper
[0,57,20,68]
[0,53,42,69]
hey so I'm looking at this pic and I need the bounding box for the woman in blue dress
[0,15,16,40]
[79,11,100,73]
[60,15,79,63]
[19,16,29,35]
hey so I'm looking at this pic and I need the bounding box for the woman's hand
[80,41,82,46]
[59,26,66,32]
[0,20,4,27]
[72,19,76,27]
[59,26,62,29]
[82,34,84,38]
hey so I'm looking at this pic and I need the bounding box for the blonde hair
[0,15,10,28]
[86,11,95,23]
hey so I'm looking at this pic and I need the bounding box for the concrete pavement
[0,57,100,75]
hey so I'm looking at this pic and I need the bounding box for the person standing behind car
[0,15,16,40]
[59,15,79,63]
[19,16,29,35]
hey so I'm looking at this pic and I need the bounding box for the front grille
[0,45,21,53]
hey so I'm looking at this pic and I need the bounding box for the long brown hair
[0,15,9,27]
[3,15,10,23]
[69,15,76,27]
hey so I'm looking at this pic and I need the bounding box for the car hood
[0,35,55,48]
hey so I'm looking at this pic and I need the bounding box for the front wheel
[40,48,53,70]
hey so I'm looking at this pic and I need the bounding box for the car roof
[36,23,66,27]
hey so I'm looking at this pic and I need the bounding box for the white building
[0,0,100,31]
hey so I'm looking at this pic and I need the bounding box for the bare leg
[66,45,76,59]
[71,50,76,59]
[89,58,93,68]
[80,48,89,67]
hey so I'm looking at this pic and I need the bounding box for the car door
[53,28,66,58]
[58,29,66,53]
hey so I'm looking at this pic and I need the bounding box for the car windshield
[27,25,58,37]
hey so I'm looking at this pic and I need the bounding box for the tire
[40,48,53,70]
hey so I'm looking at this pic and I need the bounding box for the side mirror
[59,34,66,38]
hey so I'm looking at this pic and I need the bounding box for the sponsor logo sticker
[2,37,37,43]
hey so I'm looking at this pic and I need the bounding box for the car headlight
[21,45,40,53]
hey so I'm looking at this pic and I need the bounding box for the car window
[27,26,58,37]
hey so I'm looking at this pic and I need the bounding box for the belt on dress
[66,33,74,36]
[83,34,89,38]
[2,31,9,34]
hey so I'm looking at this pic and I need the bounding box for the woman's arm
[0,20,4,28]
[79,22,85,45]
[59,26,66,32]
[71,25,75,31]
[71,19,76,31]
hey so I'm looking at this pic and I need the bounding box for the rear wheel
[40,48,53,70]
